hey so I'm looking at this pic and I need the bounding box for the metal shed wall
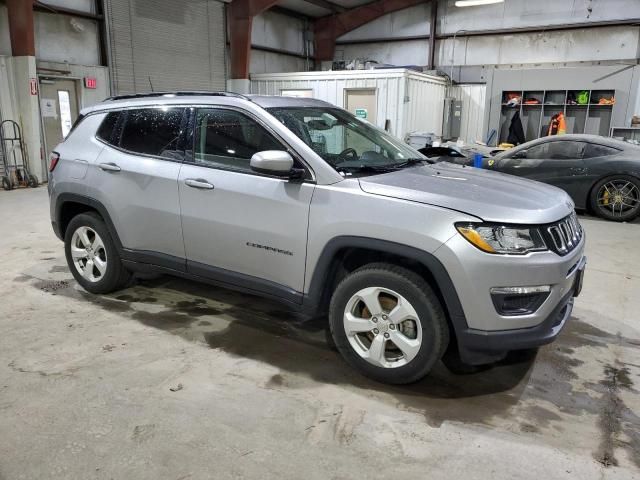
[250,69,447,140]
[449,84,487,144]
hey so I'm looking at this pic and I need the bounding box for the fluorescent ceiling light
[455,0,504,6]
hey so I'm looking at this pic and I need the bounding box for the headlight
[456,223,547,254]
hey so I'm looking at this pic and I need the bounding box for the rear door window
[119,107,186,160]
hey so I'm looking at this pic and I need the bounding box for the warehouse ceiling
[276,0,377,17]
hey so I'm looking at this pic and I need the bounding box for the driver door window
[194,108,282,172]
[546,141,585,159]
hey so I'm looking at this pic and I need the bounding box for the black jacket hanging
[507,111,526,145]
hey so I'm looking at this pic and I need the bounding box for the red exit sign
[84,77,97,89]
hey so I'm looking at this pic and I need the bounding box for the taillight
[49,152,60,172]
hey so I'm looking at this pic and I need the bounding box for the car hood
[358,162,573,224]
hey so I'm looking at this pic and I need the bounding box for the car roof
[516,134,632,149]
[80,91,334,115]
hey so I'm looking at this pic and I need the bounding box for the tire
[1,176,12,191]
[590,175,640,222]
[329,263,449,384]
[28,174,38,188]
[64,212,131,294]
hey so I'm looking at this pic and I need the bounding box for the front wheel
[64,212,131,294]
[590,175,640,222]
[329,263,449,384]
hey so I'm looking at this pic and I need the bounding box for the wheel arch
[585,172,640,214]
[303,236,468,333]
[55,193,123,250]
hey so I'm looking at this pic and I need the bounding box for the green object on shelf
[577,91,589,105]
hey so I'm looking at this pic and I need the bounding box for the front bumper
[456,289,575,365]
[435,231,586,365]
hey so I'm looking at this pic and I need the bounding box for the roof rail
[103,91,251,102]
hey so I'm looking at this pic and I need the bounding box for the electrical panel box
[442,98,462,140]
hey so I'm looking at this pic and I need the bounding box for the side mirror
[250,150,300,178]
[513,149,528,159]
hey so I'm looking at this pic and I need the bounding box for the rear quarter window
[96,111,121,144]
[584,144,621,158]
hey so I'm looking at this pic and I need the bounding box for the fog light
[490,285,550,316]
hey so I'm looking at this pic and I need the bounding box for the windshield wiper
[391,158,433,168]
[335,165,398,174]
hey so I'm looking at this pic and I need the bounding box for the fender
[55,193,124,249]
[303,236,469,333]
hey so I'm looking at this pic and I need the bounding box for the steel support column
[428,0,437,70]
[7,0,36,56]
[228,0,279,80]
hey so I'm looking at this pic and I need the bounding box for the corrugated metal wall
[251,70,447,139]
[450,84,487,143]
[404,74,447,137]
[105,0,226,94]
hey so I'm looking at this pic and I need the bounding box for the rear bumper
[51,221,63,241]
[456,290,574,365]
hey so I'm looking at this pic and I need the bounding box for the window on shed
[119,108,185,159]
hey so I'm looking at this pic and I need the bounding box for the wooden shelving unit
[498,89,616,143]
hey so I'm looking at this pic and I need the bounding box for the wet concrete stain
[24,272,640,468]
[48,265,69,273]
[33,279,70,293]
[12,275,31,283]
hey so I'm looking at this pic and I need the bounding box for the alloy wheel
[597,180,640,218]
[70,226,108,283]
[343,287,422,368]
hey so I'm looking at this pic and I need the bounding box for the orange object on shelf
[598,97,615,105]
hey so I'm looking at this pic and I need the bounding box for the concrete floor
[0,187,639,480]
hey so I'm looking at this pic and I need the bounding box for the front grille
[544,213,583,256]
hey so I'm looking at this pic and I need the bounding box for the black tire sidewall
[329,266,448,384]
[591,175,640,222]
[64,213,125,294]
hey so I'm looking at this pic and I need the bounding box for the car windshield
[267,106,427,175]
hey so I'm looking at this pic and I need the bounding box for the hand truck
[1,120,38,190]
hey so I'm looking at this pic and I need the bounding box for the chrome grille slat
[546,213,582,256]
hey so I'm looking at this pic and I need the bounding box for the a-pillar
[6,0,44,182]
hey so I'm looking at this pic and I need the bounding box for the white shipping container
[250,69,447,141]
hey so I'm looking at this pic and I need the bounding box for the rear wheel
[329,263,449,384]
[1,176,12,191]
[64,212,131,294]
[28,174,38,188]
[590,175,640,222]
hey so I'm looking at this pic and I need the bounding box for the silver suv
[48,92,586,384]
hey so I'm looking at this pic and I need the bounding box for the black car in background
[422,135,640,222]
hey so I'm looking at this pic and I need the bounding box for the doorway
[345,89,377,124]
[345,89,377,154]
[39,78,80,155]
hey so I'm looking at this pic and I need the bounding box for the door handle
[185,178,214,190]
[98,162,121,172]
